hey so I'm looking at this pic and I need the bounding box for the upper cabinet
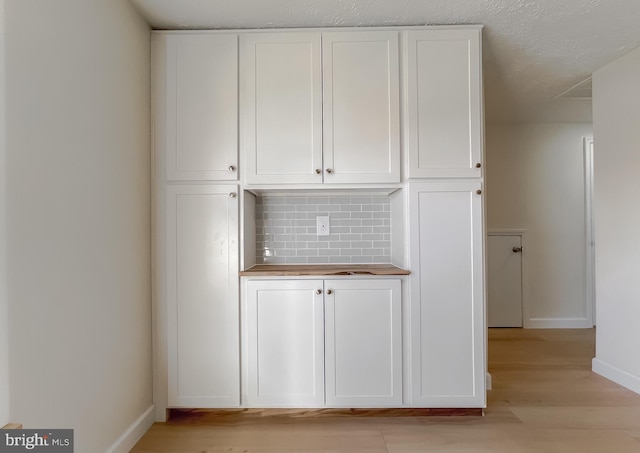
[162,34,239,181]
[241,33,323,185]
[242,31,400,185]
[406,28,483,178]
[322,32,401,184]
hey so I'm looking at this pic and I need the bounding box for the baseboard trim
[168,407,483,420]
[525,318,592,328]
[592,358,640,396]
[106,404,155,453]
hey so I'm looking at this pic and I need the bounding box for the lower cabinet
[408,181,486,407]
[244,279,325,407]
[166,185,240,407]
[244,278,402,407]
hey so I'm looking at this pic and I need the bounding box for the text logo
[0,430,73,452]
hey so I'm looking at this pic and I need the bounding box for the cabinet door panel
[166,185,239,407]
[407,29,482,178]
[325,279,402,407]
[409,182,485,407]
[323,32,400,184]
[245,280,324,407]
[242,33,323,184]
[166,35,238,180]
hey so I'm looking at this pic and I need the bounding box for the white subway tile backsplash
[351,256,374,263]
[319,249,341,256]
[339,234,361,241]
[255,194,392,264]
[307,256,330,264]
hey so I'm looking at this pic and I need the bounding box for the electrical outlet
[316,216,330,236]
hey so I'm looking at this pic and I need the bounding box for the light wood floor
[132,329,640,452]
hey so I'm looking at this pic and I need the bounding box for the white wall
[5,0,153,450]
[0,0,9,428]
[486,122,593,327]
[592,46,640,395]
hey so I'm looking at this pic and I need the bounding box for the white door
[405,28,483,178]
[241,33,323,185]
[487,235,523,328]
[322,31,400,184]
[324,279,402,407]
[164,34,239,180]
[166,185,239,407]
[245,279,325,407]
[409,181,485,407]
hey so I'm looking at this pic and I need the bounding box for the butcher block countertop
[240,264,410,277]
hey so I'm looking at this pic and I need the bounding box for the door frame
[583,136,595,326]
[487,229,528,327]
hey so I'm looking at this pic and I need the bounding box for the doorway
[584,136,595,326]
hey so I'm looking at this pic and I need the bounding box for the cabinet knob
[315,169,322,175]
[476,163,482,168]
[228,165,236,172]
[315,289,322,295]
[325,168,333,174]
[476,190,482,195]
[229,192,237,199]
[512,246,523,253]
[326,289,333,295]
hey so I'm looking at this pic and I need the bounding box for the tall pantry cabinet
[406,28,486,407]
[151,25,487,418]
[153,33,241,413]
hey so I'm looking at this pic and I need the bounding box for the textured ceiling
[130,0,640,123]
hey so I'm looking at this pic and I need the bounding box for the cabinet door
[242,33,323,185]
[322,31,400,184]
[409,181,485,407]
[406,29,483,178]
[325,279,402,407]
[245,279,325,407]
[165,34,238,180]
[166,185,239,407]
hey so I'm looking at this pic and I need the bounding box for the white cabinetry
[166,185,239,407]
[241,33,323,185]
[242,31,400,185]
[406,28,483,178]
[322,32,400,184]
[244,278,402,407]
[408,181,485,407]
[162,34,239,181]
[325,279,402,407]
[244,279,325,407]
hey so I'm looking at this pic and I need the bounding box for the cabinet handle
[476,163,482,168]
[512,246,523,253]
[315,289,322,295]
[326,289,333,295]
[229,192,237,199]
[325,168,333,174]
[476,190,482,195]
[315,169,322,175]
[228,165,236,172]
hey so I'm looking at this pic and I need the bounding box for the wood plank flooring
[132,328,640,452]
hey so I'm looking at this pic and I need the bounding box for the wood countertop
[240,264,410,277]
